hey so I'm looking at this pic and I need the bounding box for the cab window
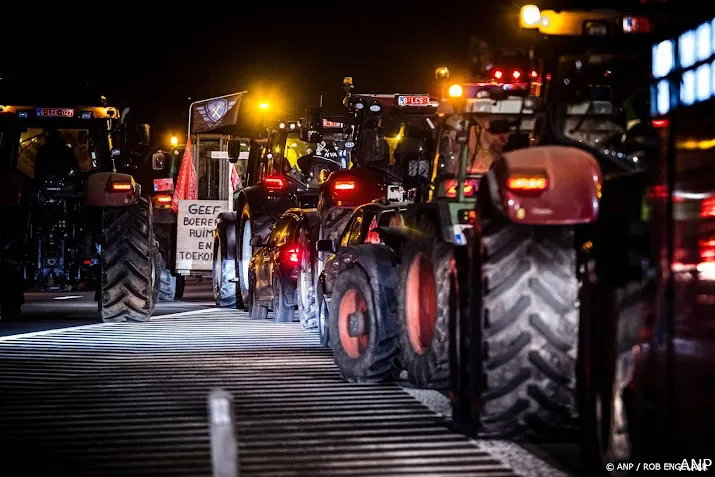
[266,132,281,175]
[340,211,363,247]
[363,211,380,244]
[269,215,297,247]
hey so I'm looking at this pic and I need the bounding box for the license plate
[153,178,174,192]
[36,108,74,117]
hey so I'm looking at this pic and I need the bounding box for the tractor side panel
[85,172,140,207]
[491,145,602,225]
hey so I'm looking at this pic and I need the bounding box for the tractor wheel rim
[338,288,368,359]
[406,253,437,354]
[241,221,252,292]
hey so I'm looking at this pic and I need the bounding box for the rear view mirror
[136,124,151,146]
[488,119,511,135]
[250,236,265,247]
[317,239,336,253]
[227,139,243,164]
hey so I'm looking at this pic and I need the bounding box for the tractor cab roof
[345,93,439,116]
[0,105,120,121]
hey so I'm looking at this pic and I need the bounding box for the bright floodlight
[170,136,178,146]
[259,102,269,110]
[448,84,463,98]
[520,5,541,28]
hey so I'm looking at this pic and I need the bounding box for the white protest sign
[176,200,228,272]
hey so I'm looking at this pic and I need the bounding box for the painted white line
[0,322,116,342]
[0,307,221,341]
[151,307,219,320]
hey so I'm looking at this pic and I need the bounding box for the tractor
[0,103,159,322]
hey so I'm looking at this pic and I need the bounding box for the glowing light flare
[281,246,302,265]
[506,175,548,192]
[334,181,355,191]
[701,197,715,217]
[259,102,270,110]
[264,176,285,191]
[170,136,178,146]
[111,182,132,191]
[520,5,541,28]
[448,84,463,98]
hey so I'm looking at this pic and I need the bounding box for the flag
[191,92,245,133]
[230,165,241,193]
[171,138,197,214]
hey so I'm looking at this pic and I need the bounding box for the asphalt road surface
[0,279,583,476]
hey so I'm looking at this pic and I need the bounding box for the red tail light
[701,198,715,218]
[110,182,132,191]
[83,260,92,265]
[512,70,521,80]
[652,119,669,128]
[506,174,548,192]
[530,70,538,78]
[264,176,285,191]
[333,180,355,191]
[154,193,172,208]
[493,70,503,80]
[445,179,479,198]
[281,245,302,265]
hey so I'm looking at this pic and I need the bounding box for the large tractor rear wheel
[213,221,237,308]
[398,239,454,390]
[329,263,399,383]
[100,197,157,323]
[477,222,580,440]
[237,204,274,311]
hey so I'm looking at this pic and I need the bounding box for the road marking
[0,307,217,341]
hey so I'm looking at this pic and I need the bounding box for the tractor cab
[305,78,439,208]
[432,70,538,205]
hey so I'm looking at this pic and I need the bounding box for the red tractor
[296,78,439,336]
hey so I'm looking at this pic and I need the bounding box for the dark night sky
[0,0,670,146]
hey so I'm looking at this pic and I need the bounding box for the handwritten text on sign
[176,200,228,272]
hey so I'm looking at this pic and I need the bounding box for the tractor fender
[85,172,140,207]
[341,244,399,300]
[403,203,451,243]
[216,212,237,262]
[375,226,424,259]
[486,145,602,225]
[0,171,23,207]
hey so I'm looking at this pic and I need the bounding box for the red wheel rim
[338,288,369,359]
[406,252,437,354]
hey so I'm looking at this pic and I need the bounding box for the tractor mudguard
[0,171,23,207]
[486,145,602,225]
[403,202,454,243]
[341,243,399,300]
[375,226,424,258]
[216,212,237,262]
[85,172,140,207]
